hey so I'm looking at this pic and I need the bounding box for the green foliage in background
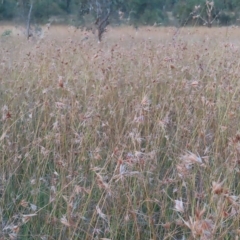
[0,0,240,26]
[173,0,240,26]
[0,0,17,19]
[1,29,12,36]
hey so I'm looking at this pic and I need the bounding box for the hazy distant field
[0,25,240,239]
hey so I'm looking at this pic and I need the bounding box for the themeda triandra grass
[0,25,240,239]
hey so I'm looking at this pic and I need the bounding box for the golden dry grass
[0,25,240,239]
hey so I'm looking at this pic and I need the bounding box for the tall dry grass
[0,25,240,239]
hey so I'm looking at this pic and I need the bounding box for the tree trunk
[66,0,71,12]
[27,1,33,39]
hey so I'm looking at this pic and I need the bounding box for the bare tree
[206,1,214,27]
[192,1,221,28]
[26,1,33,39]
[82,0,112,42]
[95,8,110,42]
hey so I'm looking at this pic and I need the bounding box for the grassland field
[0,24,240,239]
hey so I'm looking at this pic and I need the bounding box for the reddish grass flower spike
[58,76,64,88]
[6,111,11,119]
[184,217,214,239]
[162,222,171,230]
[212,180,227,195]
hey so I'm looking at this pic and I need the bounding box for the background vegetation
[0,0,240,26]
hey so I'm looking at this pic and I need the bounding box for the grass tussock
[0,25,240,239]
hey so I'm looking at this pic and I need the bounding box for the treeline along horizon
[0,0,239,26]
